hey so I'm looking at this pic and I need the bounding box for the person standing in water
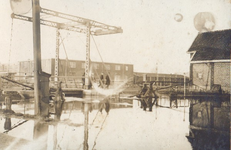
[105,73,110,89]
[82,72,85,89]
[99,73,104,88]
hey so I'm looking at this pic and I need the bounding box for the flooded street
[0,98,192,150]
[0,0,230,149]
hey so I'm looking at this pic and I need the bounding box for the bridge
[7,0,123,117]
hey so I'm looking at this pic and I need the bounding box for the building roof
[134,72,186,78]
[188,29,231,61]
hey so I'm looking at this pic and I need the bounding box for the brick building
[19,59,134,83]
[187,29,231,93]
[133,72,189,86]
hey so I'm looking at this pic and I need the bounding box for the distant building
[0,63,19,74]
[133,72,189,86]
[19,59,134,83]
[187,29,231,93]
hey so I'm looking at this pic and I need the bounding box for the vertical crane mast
[55,29,60,82]
[85,22,91,89]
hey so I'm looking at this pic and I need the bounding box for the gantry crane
[12,7,123,89]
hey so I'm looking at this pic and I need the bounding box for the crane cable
[91,35,112,81]
[91,64,105,88]
[8,18,14,72]
[92,113,108,150]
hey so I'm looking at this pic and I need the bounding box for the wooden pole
[33,120,48,149]
[32,0,42,116]
[83,102,89,150]
[53,125,58,150]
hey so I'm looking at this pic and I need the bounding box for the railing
[1,75,134,90]
[50,76,83,88]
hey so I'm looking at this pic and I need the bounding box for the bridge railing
[50,76,83,89]
[1,75,135,90]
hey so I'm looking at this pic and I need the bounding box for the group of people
[136,82,159,111]
[82,72,110,89]
[82,72,92,89]
[98,72,110,89]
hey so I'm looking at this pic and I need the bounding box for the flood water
[0,95,228,150]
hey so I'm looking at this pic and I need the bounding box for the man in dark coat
[82,72,85,89]
[137,84,148,110]
[105,74,110,89]
[99,73,104,88]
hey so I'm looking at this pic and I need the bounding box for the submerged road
[90,105,191,150]
[0,101,192,150]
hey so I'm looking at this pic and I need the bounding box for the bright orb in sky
[194,12,215,32]
[174,13,183,22]
[10,0,32,15]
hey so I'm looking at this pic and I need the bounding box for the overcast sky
[0,0,230,74]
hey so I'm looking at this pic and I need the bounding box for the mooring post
[54,82,65,120]
[5,96,12,112]
[4,117,11,130]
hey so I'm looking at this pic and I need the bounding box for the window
[114,75,120,81]
[70,62,76,68]
[125,66,128,71]
[93,64,99,69]
[81,63,85,69]
[105,64,110,70]
[115,65,120,70]
[197,73,203,79]
[124,75,128,80]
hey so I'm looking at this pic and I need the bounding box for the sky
[0,0,230,74]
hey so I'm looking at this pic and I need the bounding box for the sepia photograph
[0,0,230,149]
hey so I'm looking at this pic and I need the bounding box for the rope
[3,119,28,133]
[8,18,14,72]
[59,34,69,87]
[57,124,68,147]
[89,110,100,129]
[92,114,108,150]
[68,101,75,118]
[90,97,111,129]
[91,65,104,87]
[91,35,112,80]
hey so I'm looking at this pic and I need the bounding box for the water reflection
[33,120,49,150]
[0,95,131,149]
[187,131,229,150]
[0,94,229,150]
[4,117,11,131]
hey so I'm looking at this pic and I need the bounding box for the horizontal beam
[92,28,123,36]
[190,59,230,64]
[12,13,123,35]
[12,13,86,34]
[40,8,122,32]
[1,76,34,90]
